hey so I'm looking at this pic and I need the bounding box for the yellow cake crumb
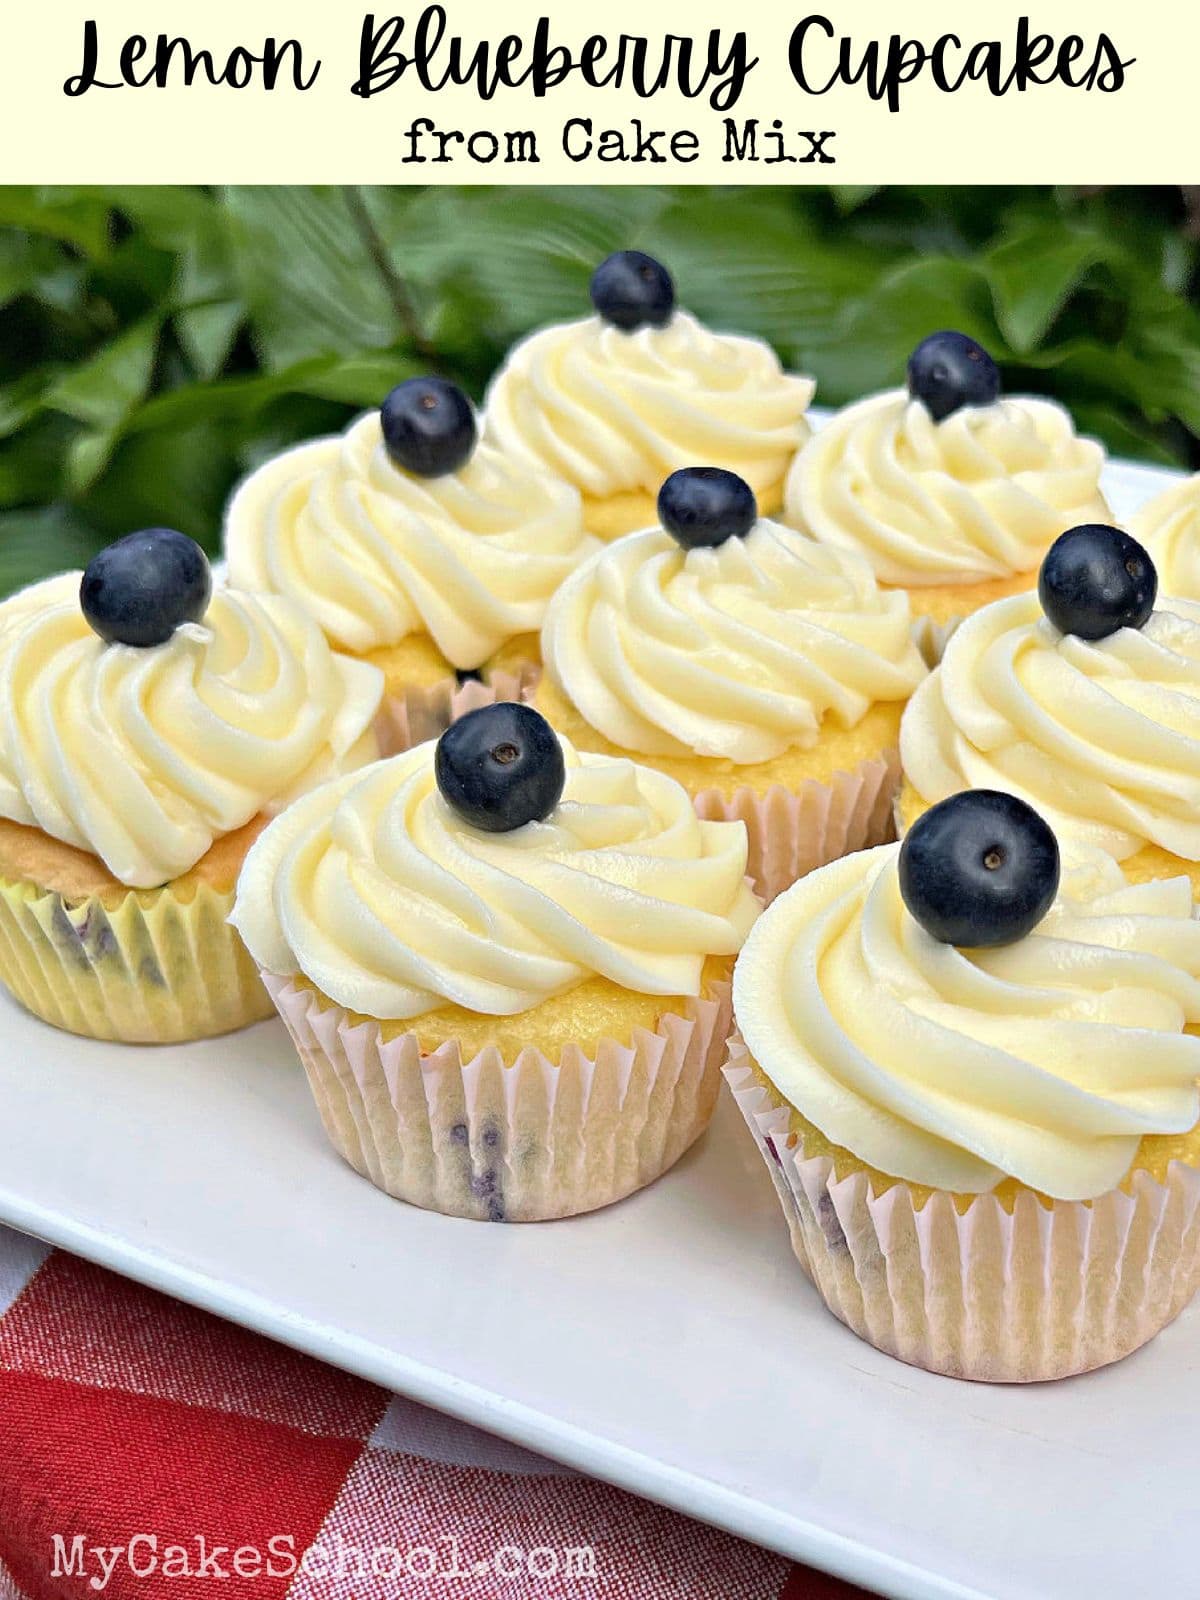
[295,955,731,1066]
[535,675,903,800]
[744,1056,1200,1214]
[0,815,270,906]
[887,566,1037,625]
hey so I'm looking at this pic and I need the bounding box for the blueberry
[435,703,565,833]
[380,377,476,477]
[899,790,1060,949]
[907,331,1002,422]
[80,529,211,648]
[589,251,675,331]
[1038,524,1156,642]
[657,468,758,550]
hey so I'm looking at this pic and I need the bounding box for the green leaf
[224,186,402,368]
[176,300,243,379]
[0,504,105,597]
[983,224,1111,352]
[46,316,160,431]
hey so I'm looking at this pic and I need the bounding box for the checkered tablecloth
[0,1225,871,1600]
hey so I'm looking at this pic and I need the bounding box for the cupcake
[726,790,1200,1381]
[1131,471,1200,598]
[898,523,1200,893]
[230,703,758,1222]
[0,530,382,1043]
[224,376,595,754]
[785,332,1111,657]
[532,468,927,903]
[482,251,814,540]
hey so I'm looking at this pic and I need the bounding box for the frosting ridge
[900,589,1200,860]
[225,413,593,665]
[734,843,1200,1199]
[541,521,927,763]
[0,574,382,887]
[231,739,759,1020]
[483,311,813,501]
[786,390,1110,586]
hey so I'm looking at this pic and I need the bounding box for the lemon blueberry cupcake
[727,790,1200,1381]
[533,467,927,902]
[1130,471,1200,598]
[899,523,1200,893]
[231,703,758,1221]
[0,529,382,1042]
[785,332,1111,654]
[224,376,594,753]
[483,251,814,540]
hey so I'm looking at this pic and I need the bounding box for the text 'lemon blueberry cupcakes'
[483,251,814,540]
[0,529,382,1043]
[727,792,1200,1382]
[224,376,595,753]
[786,332,1111,655]
[899,523,1200,892]
[533,468,927,902]
[231,703,758,1222]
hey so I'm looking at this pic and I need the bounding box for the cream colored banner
[0,0,1190,182]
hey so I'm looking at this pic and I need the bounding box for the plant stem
[341,186,436,363]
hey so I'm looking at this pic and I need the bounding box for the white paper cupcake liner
[911,612,963,667]
[692,750,900,905]
[375,662,540,757]
[264,973,732,1222]
[725,1041,1200,1382]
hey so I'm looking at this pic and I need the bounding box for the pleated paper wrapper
[693,749,900,905]
[375,661,540,757]
[264,972,732,1222]
[725,1041,1200,1383]
[0,874,271,1043]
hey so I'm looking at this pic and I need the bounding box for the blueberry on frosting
[899,790,1060,948]
[657,467,757,550]
[80,528,212,648]
[906,331,1001,422]
[1038,523,1157,642]
[380,377,477,477]
[435,703,565,832]
[589,250,675,331]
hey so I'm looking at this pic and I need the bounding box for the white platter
[0,451,1193,1600]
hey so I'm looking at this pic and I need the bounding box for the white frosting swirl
[786,390,1110,586]
[231,740,759,1020]
[541,522,926,763]
[1131,473,1200,601]
[482,312,813,501]
[0,574,382,888]
[734,843,1200,1199]
[224,413,593,665]
[900,590,1200,861]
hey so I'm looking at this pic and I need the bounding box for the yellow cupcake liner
[375,661,540,757]
[264,973,732,1222]
[0,873,272,1043]
[725,1040,1200,1382]
[692,751,899,905]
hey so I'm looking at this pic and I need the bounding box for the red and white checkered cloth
[0,1225,872,1600]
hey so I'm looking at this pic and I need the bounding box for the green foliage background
[1,183,1198,597]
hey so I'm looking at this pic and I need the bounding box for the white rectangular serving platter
[0,451,1193,1600]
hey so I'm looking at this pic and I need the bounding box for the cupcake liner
[264,972,733,1222]
[692,750,900,905]
[725,1041,1200,1382]
[911,612,963,667]
[375,662,539,757]
[0,873,272,1043]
